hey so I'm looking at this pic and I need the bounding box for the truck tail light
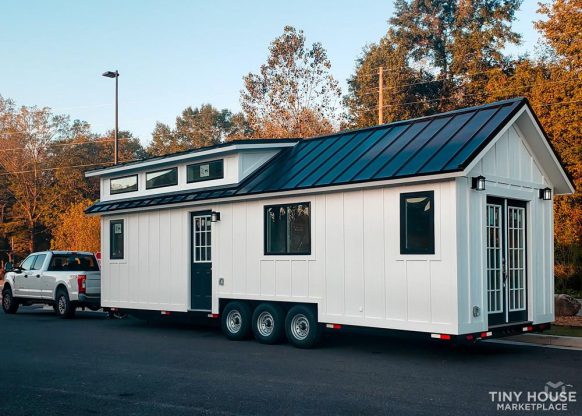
[77,275,87,294]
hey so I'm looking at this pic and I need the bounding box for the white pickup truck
[2,251,101,318]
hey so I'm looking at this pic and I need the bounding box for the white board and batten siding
[214,181,459,335]
[456,124,554,334]
[101,181,460,335]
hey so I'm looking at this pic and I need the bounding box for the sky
[0,0,543,145]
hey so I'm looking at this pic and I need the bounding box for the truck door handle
[35,274,40,278]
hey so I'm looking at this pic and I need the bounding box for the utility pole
[378,67,383,125]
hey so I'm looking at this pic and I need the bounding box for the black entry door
[486,197,528,327]
[191,211,212,310]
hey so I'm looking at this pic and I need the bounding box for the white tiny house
[86,98,574,347]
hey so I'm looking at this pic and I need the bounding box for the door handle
[35,274,41,278]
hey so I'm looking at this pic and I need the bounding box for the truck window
[20,255,36,271]
[48,254,99,272]
[32,254,47,270]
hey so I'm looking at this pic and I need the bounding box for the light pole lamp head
[102,70,119,78]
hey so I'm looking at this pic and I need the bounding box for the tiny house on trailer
[85,98,574,348]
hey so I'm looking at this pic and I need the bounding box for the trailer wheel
[252,303,285,344]
[285,305,322,349]
[221,301,252,341]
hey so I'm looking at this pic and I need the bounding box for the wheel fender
[53,283,69,301]
[2,282,13,293]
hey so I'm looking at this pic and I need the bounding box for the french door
[486,197,528,326]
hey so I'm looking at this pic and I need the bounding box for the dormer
[85,139,298,202]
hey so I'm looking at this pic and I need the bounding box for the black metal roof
[86,98,527,214]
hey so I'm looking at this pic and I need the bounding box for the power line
[0,161,114,177]
[0,137,132,152]
[356,78,580,114]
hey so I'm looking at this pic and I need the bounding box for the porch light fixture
[211,211,221,222]
[471,175,486,191]
[539,187,552,201]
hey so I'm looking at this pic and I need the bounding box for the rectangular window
[32,254,47,270]
[110,175,138,195]
[400,191,435,255]
[265,203,311,255]
[110,220,124,260]
[146,167,178,189]
[48,254,100,271]
[187,159,224,183]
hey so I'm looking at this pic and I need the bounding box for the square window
[400,191,435,254]
[264,203,311,255]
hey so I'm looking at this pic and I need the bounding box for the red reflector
[326,324,342,330]
[161,311,171,316]
[440,334,451,340]
[95,252,101,260]
[77,275,87,294]
[466,335,474,341]
[207,313,219,319]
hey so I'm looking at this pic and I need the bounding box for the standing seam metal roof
[86,98,526,214]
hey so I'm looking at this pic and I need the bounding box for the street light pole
[102,70,120,164]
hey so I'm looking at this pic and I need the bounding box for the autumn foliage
[50,200,100,253]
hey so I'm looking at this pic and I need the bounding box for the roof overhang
[462,104,575,195]
[85,140,298,178]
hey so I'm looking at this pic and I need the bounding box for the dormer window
[187,159,224,183]
[146,167,178,189]
[110,174,138,195]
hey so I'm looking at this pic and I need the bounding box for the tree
[346,0,522,127]
[50,199,100,252]
[241,26,342,138]
[0,96,145,257]
[147,105,244,156]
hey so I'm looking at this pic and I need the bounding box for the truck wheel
[221,301,251,341]
[285,305,322,349]
[2,287,19,314]
[55,289,75,319]
[252,303,285,344]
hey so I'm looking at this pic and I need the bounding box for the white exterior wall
[100,180,459,334]
[214,180,459,335]
[457,125,554,333]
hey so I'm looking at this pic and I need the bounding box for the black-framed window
[400,191,435,255]
[265,202,311,255]
[187,159,224,183]
[110,219,124,260]
[110,175,138,195]
[146,167,178,189]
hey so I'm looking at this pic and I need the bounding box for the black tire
[55,289,75,319]
[221,301,252,341]
[251,303,286,344]
[2,287,19,314]
[285,305,322,349]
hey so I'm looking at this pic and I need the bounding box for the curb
[504,333,582,349]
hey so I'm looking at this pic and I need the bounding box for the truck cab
[2,251,101,318]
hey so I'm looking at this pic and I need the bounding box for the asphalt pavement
[1,306,581,416]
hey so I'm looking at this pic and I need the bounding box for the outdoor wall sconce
[471,175,486,191]
[211,211,221,222]
[539,187,552,201]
